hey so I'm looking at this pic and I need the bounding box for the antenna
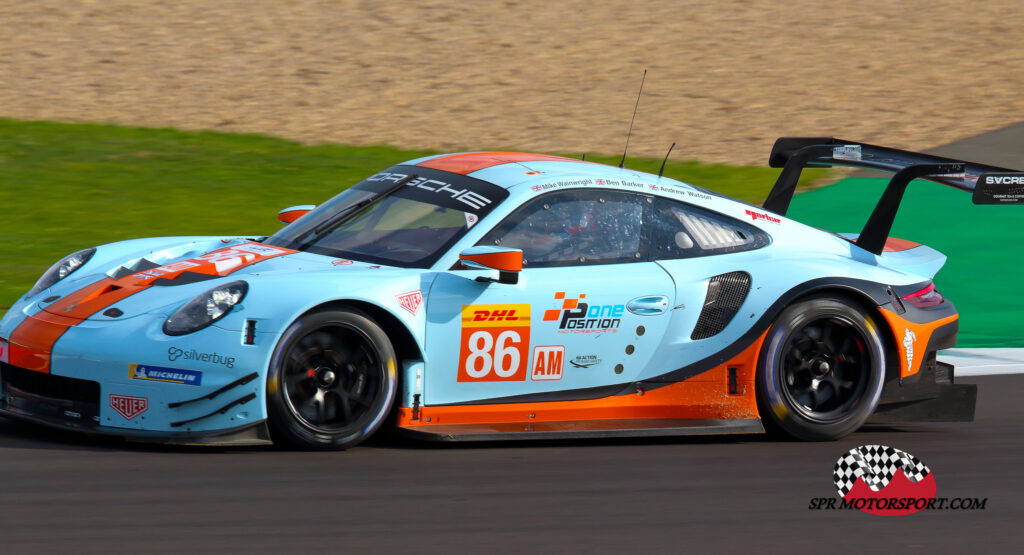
[658,142,676,178]
[618,69,647,168]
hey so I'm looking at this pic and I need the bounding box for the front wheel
[756,296,886,441]
[267,309,398,450]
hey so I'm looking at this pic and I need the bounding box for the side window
[650,198,769,260]
[478,189,646,267]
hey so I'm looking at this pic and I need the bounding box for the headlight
[163,280,248,336]
[27,248,97,298]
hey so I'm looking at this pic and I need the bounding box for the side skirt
[398,418,764,442]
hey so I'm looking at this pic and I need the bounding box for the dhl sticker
[458,304,531,382]
[461,305,528,328]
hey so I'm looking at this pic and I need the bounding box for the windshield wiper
[290,174,418,249]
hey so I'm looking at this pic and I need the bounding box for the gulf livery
[0,140,993,449]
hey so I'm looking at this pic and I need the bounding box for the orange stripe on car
[882,237,922,252]
[416,152,582,175]
[7,243,294,374]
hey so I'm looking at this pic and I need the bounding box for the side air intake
[691,271,751,340]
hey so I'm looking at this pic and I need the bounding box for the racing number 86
[457,304,531,382]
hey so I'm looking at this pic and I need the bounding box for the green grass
[789,177,1024,347]
[0,119,827,313]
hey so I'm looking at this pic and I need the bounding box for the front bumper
[0,361,271,445]
[0,305,279,443]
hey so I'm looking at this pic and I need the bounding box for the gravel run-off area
[1,0,1023,164]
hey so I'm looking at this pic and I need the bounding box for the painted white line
[939,348,1024,376]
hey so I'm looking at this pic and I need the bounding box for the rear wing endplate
[763,137,1023,255]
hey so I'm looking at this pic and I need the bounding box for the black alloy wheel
[267,309,397,450]
[756,296,887,441]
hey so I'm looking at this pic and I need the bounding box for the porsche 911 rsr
[0,139,998,449]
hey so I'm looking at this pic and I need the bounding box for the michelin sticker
[130,363,203,386]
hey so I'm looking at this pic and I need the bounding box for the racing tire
[267,308,398,450]
[755,296,886,441]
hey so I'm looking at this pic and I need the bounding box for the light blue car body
[0,155,943,441]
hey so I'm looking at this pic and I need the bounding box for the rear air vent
[691,271,751,340]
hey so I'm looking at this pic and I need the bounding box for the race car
[0,139,995,449]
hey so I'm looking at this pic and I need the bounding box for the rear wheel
[756,296,886,441]
[267,309,398,450]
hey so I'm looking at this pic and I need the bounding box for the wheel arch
[785,285,900,381]
[296,300,424,365]
[265,301,413,449]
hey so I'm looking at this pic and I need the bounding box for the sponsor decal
[525,170,541,176]
[531,345,564,381]
[983,175,1024,186]
[973,172,1024,204]
[135,242,290,280]
[167,347,235,369]
[465,213,479,228]
[808,445,987,515]
[744,209,781,224]
[569,354,601,368]
[457,304,531,382]
[542,292,623,334]
[0,337,8,364]
[833,144,862,161]
[130,363,202,386]
[332,259,354,266]
[236,243,288,256]
[902,328,917,371]
[366,172,493,210]
[985,175,1024,185]
[396,290,424,316]
[109,394,148,420]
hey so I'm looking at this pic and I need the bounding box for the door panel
[423,263,675,405]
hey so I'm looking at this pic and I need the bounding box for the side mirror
[458,246,522,284]
[278,205,316,224]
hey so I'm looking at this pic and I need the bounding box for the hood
[39,241,403,322]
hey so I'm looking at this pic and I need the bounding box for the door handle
[627,296,670,316]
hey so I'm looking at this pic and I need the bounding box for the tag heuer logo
[396,290,424,316]
[109,394,148,420]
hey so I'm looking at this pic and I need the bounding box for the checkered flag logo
[833,445,930,497]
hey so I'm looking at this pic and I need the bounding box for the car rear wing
[762,137,1024,255]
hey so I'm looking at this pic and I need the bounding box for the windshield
[265,165,509,267]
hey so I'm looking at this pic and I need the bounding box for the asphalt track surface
[3,127,1024,552]
[0,375,1018,552]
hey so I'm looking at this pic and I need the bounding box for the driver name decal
[457,304,531,382]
